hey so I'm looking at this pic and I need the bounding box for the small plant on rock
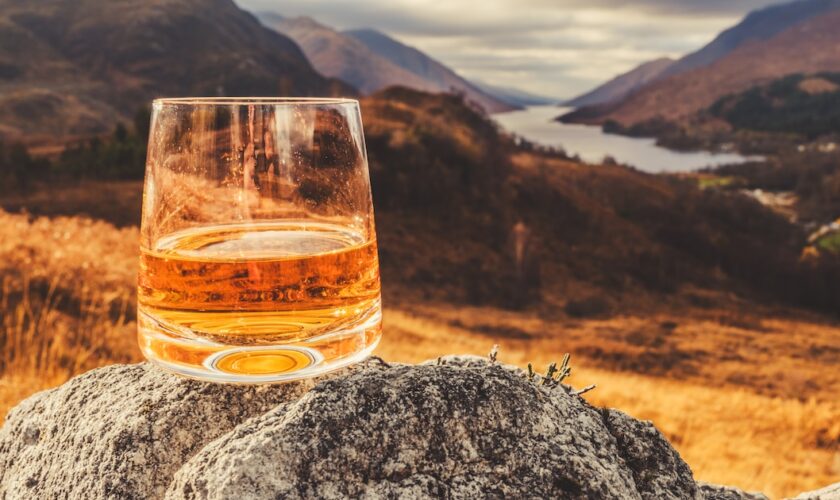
[489,345,595,396]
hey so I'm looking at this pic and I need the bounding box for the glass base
[138,308,382,384]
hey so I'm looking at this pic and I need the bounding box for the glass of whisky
[137,98,381,383]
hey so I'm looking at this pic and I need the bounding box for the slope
[566,57,674,107]
[564,9,840,127]
[0,0,350,144]
[260,16,434,95]
[343,28,516,112]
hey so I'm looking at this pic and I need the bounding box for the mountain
[344,29,528,112]
[0,0,351,144]
[261,18,513,113]
[659,0,840,79]
[566,58,674,108]
[260,17,435,95]
[567,0,840,111]
[470,81,558,107]
[565,6,840,127]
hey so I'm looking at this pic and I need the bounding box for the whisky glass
[138,98,381,383]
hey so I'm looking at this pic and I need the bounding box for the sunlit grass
[0,275,138,420]
[0,211,141,421]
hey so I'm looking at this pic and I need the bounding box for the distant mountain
[569,0,840,110]
[261,18,513,112]
[470,81,558,107]
[659,0,840,79]
[260,17,434,95]
[340,27,516,112]
[0,0,350,144]
[566,58,674,108]
[565,2,840,127]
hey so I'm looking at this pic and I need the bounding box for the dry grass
[0,277,138,419]
[0,209,837,499]
[0,211,141,421]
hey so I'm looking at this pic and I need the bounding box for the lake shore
[493,106,759,173]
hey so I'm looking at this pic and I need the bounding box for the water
[493,106,757,173]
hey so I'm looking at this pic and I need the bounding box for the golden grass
[0,209,837,498]
[0,211,141,421]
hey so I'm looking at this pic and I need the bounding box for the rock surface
[167,358,688,499]
[0,364,315,499]
[0,355,819,499]
[698,482,769,500]
[793,481,840,499]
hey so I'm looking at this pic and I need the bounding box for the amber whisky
[137,221,382,382]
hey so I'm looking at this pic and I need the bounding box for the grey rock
[793,482,840,499]
[699,482,770,500]
[602,408,697,499]
[166,358,689,499]
[0,363,314,500]
[0,355,787,500]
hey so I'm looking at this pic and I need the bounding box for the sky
[237,0,783,99]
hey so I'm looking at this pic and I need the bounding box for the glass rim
[152,97,359,106]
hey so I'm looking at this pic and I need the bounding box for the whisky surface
[137,221,382,381]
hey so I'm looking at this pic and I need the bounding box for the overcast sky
[236,0,782,99]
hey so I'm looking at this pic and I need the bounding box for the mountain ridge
[260,16,515,113]
[660,0,840,79]
[565,0,840,119]
[564,4,840,127]
[348,28,552,108]
[0,0,352,144]
[261,16,435,95]
[566,57,674,108]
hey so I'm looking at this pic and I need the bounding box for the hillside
[566,57,674,107]
[0,0,351,144]
[259,16,433,95]
[566,0,840,110]
[660,0,840,79]
[564,1,840,127]
[710,73,840,139]
[312,88,840,319]
[703,73,840,223]
[259,17,513,113]
[343,28,516,112]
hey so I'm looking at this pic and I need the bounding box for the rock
[167,357,693,499]
[0,363,315,500]
[601,408,697,499]
[698,482,769,500]
[0,355,786,499]
[793,481,840,499]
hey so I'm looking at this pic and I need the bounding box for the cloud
[236,0,780,98]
